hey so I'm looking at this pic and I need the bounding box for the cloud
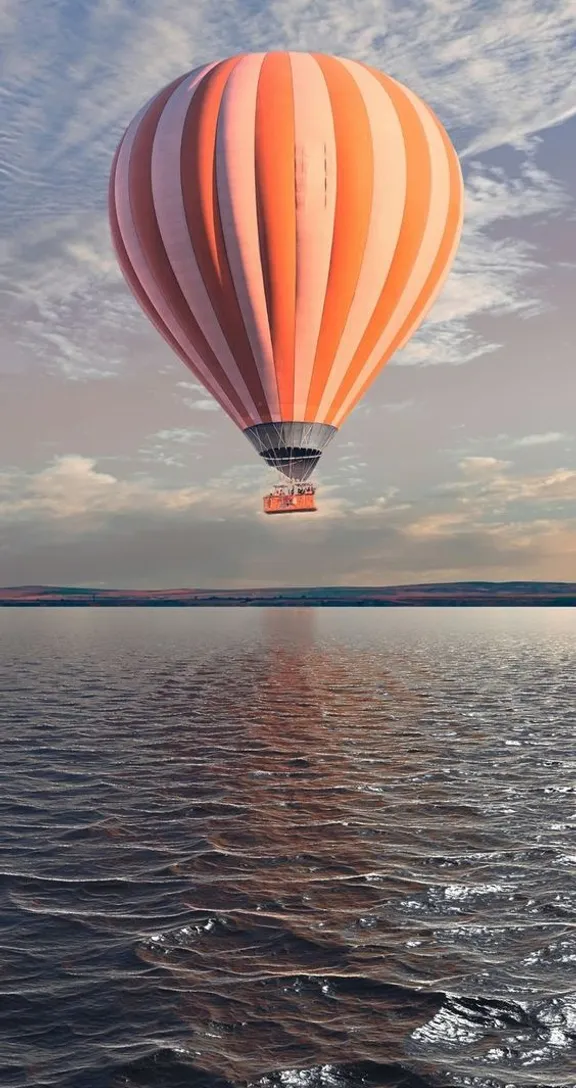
[183,398,220,412]
[1,450,575,587]
[487,468,576,506]
[382,400,415,412]
[174,381,221,411]
[511,432,569,448]
[458,456,513,476]
[352,489,411,517]
[139,427,208,468]
[456,432,572,455]
[153,428,208,444]
[435,457,576,517]
[0,454,258,527]
[397,159,570,366]
[389,457,576,581]
[403,511,472,539]
[2,449,573,535]
[0,453,351,535]
[2,0,576,382]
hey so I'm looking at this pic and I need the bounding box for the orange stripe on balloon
[288,51,338,420]
[304,54,374,420]
[254,52,297,418]
[180,59,272,420]
[323,68,432,425]
[314,59,408,420]
[333,106,463,427]
[394,119,463,353]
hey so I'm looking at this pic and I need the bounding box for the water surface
[0,607,574,1087]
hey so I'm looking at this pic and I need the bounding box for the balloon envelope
[110,51,463,480]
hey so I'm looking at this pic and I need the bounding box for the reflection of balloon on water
[109,51,463,514]
[133,622,439,1082]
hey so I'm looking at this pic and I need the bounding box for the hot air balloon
[109,51,463,515]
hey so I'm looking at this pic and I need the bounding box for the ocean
[0,607,574,1088]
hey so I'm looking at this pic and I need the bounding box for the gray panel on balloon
[244,423,337,481]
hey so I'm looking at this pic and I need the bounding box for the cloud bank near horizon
[0,451,574,587]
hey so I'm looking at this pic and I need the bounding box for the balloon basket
[263,483,317,515]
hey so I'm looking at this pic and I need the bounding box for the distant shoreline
[1,583,575,607]
[1,601,575,607]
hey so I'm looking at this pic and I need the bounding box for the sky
[1,0,576,589]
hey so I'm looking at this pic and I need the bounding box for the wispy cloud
[175,381,221,411]
[2,0,576,382]
[138,426,208,468]
[449,431,573,460]
[458,456,513,476]
[184,398,220,412]
[437,456,576,516]
[398,159,570,366]
[153,428,208,444]
[511,432,569,448]
[382,400,415,412]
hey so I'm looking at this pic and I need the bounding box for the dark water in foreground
[0,608,575,1088]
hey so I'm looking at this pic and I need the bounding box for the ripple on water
[0,607,574,1087]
